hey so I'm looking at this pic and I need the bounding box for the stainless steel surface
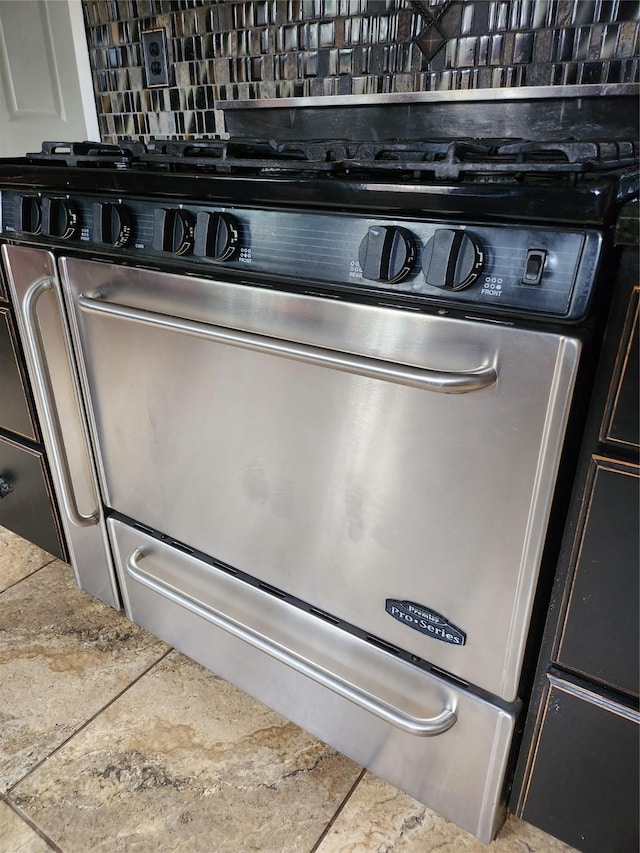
[62,257,581,702]
[109,515,516,844]
[217,83,640,110]
[126,545,457,736]
[2,245,118,608]
[24,279,99,527]
[77,292,498,394]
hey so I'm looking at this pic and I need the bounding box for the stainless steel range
[0,135,637,842]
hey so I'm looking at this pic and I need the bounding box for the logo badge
[385,600,466,646]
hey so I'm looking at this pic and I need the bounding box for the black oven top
[0,137,637,324]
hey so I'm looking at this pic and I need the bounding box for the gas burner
[25,141,146,169]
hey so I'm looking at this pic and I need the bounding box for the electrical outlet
[141,28,170,87]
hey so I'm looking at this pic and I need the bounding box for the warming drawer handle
[23,277,99,528]
[78,293,497,394]
[126,547,458,737]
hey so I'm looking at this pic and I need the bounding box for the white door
[0,0,99,155]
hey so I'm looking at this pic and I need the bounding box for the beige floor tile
[0,526,54,592]
[9,649,361,853]
[0,560,168,792]
[315,772,577,852]
[0,533,580,852]
[0,799,54,852]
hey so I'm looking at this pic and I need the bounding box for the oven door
[60,256,580,703]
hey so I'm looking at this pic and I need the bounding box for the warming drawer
[108,515,517,844]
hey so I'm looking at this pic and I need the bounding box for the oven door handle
[126,547,458,737]
[24,277,99,527]
[77,293,497,394]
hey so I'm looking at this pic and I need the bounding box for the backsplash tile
[80,0,640,143]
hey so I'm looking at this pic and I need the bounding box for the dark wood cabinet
[0,432,65,557]
[601,283,639,451]
[512,236,639,852]
[520,677,639,853]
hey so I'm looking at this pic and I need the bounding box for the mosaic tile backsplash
[81,0,640,143]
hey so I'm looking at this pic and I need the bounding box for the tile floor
[0,525,577,853]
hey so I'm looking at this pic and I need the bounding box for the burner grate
[338,139,640,181]
[139,138,359,175]
[25,141,146,169]
[20,137,640,183]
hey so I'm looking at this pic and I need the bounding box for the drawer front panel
[0,434,64,559]
[557,457,639,697]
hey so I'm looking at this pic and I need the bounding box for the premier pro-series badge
[386,600,466,646]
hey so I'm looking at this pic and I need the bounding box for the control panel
[0,190,602,320]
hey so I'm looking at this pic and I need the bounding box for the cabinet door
[0,306,38,440]
[0,433,64,559]
[557,457,639,697]
[601,286,639,451]
[521,676,639,853]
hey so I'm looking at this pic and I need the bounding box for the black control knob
[41,197,79,240]
[153,208,195,255]
[422,229,484,291]
[93,202,133,247]
[16,196,42,234]
[358,225,417,284]
[194,212,239,261]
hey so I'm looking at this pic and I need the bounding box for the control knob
[194,211,239,261]
[153,208,195,255]
[358,225,417,284]
[93,202,133,247]
[41,197,79,240]
[422,229,484,291]
[16,196,42,234]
